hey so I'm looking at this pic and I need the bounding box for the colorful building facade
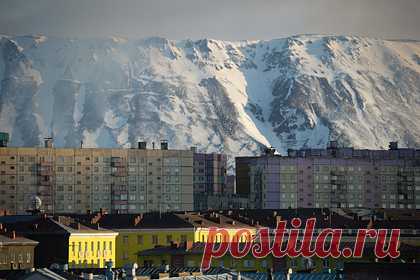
[0,142,197,214]
[193,152,227,211]
[2,215,118,268]
[236,142,420,209]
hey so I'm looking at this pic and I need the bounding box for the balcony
[38,161,53,176]
[111,167,127,177]
[38,175,52,185]
[111,157,125,168]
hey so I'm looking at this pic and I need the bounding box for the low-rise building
[0,232,38,270]
[2,215,118,269]
[76,212,195,268]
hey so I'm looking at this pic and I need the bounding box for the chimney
[134,215,143,226]
[44,137,53,148]
[287,149,297,157]
[265,147,276,156]
[276,216,282,226]
[91,212,102,225]
[389,141,398,150]
[138,141,147,150]
[0,132,9,147]
[328,141,338,149]
[160,140,168,150]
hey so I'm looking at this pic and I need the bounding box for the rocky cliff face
[0,34,419,163]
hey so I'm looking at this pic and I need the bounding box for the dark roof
[0,234,38,246]
[0,214,40,224]
[2,216,116,235]
[70,212,195,229]
[217,208,420,231]
[3,216,69,235]
[175,212,252,228]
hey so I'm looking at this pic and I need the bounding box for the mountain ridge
[1,34,419,165]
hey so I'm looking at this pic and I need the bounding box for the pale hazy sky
[0,0,419,40]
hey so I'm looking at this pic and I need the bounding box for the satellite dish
[49,263,60,270]
[31,196,42,210]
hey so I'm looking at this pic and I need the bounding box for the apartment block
[236,142,420,209]
[0,140,196,214]
[193,151,227,210]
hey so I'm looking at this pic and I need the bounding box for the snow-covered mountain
[1,34,420,162]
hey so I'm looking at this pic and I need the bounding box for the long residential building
[0,137,226,214]
[236,142,420,209]
[193,151,227,210]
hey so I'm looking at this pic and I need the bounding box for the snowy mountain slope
[0,34,419,163]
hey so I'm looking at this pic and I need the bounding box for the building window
[152,235,158,245]
[166,235,172,244]
[137,235,143,245]
[123,235,129,245]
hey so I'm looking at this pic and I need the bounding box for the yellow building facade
[68,231,118,268]
[116,228,194,267]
